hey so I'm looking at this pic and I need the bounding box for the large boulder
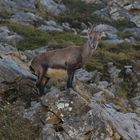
[24,87,117,140]
[0,57,37,104]
[94,24,119,40]
[24,85,140,140]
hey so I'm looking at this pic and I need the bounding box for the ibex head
[88,30,105,49]
[87,24,106,50]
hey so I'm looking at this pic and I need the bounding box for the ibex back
[30,30,105,95]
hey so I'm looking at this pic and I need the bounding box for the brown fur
[30,31,104,95]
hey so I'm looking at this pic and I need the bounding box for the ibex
[30,28,105,95]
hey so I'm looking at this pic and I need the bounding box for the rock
[93,7,112,23]
[132,1,140,10]
[23,78,140,140]
[0,26,10,41]
[0,57,36,84]
[98,81,109,88]
[0,44,5,51]
[123,27,140,41]
[94,24,118,33]
[75,69,93,82]
[0,0,65,26]
[105,32,118,40]
[75,69,103,83]
[107,62,121,83]
[11,12,42,25]
[90,100,140,140]
[131,96,140,107]
[131,15,140,27]
[82,0,103,4]
[109,7,131,20]
[0,57,38,104]
[0,0,36,15]
[38,24,63,31]
[38,20,63,31]
[0,26,23,44]
[39,0,66,15]
[93,91,105,101]
[107,0,133,20]
[45,20,57,26]
[119,1,140,11]
[23,45,48,60]
[0,43,17,52]
[24,102,43,122]
[107,0,140,25]
[9,0,35,9]
[0,26,10,33]
[32,45,48,54]
[23,50,36,60]
[24,87,93,139]
[24,86,139,140]
[62,22,71,31]
[7,33,23,44]
[94,24,119,40]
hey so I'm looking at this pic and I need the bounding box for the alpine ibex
[30,28,105,95]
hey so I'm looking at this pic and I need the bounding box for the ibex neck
[81,42,94,63]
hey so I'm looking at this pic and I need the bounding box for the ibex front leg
[67,65,75,89]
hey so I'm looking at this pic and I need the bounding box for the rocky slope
[0,0,140,140]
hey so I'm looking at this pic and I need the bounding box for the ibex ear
[101,31,106,38]
[88,22,94,34]
[88,22,92,29]
[87,28,90,38]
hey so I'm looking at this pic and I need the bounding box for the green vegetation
[112,19,136,30]
[0,104,41,140]
[5,21,84,50]
[117,31,134,39]
[85,41,140,71]
[57,0,105,28]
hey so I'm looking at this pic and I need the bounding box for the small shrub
[118,42,133,50]
[117,31,133,39]
[112,18,136,30]
[0,104,41,140]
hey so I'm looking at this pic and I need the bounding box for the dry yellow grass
[47,68,67,80]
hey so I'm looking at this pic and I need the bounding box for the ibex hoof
[65,87,74,93]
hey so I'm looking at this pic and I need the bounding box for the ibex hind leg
[38,85,45,96]
[38,77,50,95]
[36,64,47,87]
